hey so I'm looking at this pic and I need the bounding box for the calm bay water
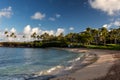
[0,47,82,78]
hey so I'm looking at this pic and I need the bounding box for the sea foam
[36,53,85,76]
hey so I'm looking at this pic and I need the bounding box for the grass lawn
[86,44,120,50]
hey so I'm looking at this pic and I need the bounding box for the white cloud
[56,14,61,18]
[49,14,61,21]
[102,24,111,29]
[49,17,55,21]
[31,12,45,20]
[0,6,13,18]
[23,25,31,35]
[69,27,74,30]
[56,28,64,36]
[0,25,65,42]
[10,28,16,33]
[103,24,108,28]
[109,20,120,27]
[89,0,120,16]
[23,25,55,36]
[42,30,54,35]
[31,27,40,34]
[49,30,55,35]
[102,20,120,29]
[40,28,64,36]
[5,28,8,31]
[114,21,120,26]
[23,25,65,37]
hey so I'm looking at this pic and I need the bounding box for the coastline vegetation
[1,27,120,50]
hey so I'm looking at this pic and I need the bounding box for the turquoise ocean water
[0,47,83,80]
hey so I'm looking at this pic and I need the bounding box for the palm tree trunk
[114,38,117,44]
[104,39,106,46]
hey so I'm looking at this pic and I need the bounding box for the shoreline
[34,48,93,75]
[0,48,118,80]
[51,48,119,80]
[26,48,97,80]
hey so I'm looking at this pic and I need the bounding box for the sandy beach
[51,48,119,80]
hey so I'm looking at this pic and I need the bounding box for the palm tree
[37,35,41,40]
[40,33,50,41]
[6,35,9,37]
[83,27,93,45]
[14,35,17,38]
[9,32,17,42]
[57,33,64,40]
[10,33,15,37]
[99,27,108,45]
[4,31,8,35]
[80,31,93,45]
[91,29,99,45]
[23,35,25,38]
[4,31,9,40]
[86,27,91,33]
[109,29,118,44]
[117,27,120,44]
[22,35,25,42]
[31,32,37,41]
[65,33,74,43]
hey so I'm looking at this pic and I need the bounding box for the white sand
[51,48,119,80]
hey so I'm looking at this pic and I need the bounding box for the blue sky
[0,0,120,35]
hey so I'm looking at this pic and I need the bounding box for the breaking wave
[36,53,85,76]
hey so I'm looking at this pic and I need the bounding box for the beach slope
[51,49,118,80]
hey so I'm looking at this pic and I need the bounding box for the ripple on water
[0,48,83,79]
